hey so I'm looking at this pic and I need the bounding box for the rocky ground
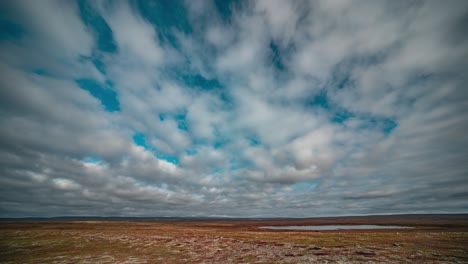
[1,218,467,263]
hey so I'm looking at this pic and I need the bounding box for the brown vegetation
[1,215,467,263]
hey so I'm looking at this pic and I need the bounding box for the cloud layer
[1,0,467,217]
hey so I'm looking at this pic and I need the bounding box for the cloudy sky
[0,0,467,218]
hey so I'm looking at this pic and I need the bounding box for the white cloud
[3,0,93,58]
[53,178,81,191]
[1,0,467,217]
[100,1,163,66]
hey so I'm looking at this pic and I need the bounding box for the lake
[259,225,413,230]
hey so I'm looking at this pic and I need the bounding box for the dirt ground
[1,215,467,263]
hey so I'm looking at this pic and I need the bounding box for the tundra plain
[1,214,467,263]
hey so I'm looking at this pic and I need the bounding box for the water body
[259,225,413,230]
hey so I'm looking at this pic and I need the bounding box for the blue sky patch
[247,135,261,146]
[0,16,25,41]
[292,182,318,192]
[210,167,224,175]
[174,113,188,131]
[132,132,179,165]
[270,41,285,71]
[358,116,398,135]
[133,133,147,148]
[213,141,223,149]
[159,113,188,131]
[382,118,398,135]
[161,156,179,165]
[185,149,197,156]
[32,69,48,76]
[308,90,329,109]
[332,110,354,123]
[182,74,222,90]
[213,0,241,21]
[82,156,103,164]
[78,0,117,53]
[135,0,191,46]
[229,159,253,171]
[76,79,120,112]
[92,57,106,74]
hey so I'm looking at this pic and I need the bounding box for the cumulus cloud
[99,0,164,66]
[0,0,467,217]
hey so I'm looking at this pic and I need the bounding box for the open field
[1,215,467,263]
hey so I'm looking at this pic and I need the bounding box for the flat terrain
[1,215,467,263]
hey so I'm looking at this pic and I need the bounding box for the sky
[0,0,467,218]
